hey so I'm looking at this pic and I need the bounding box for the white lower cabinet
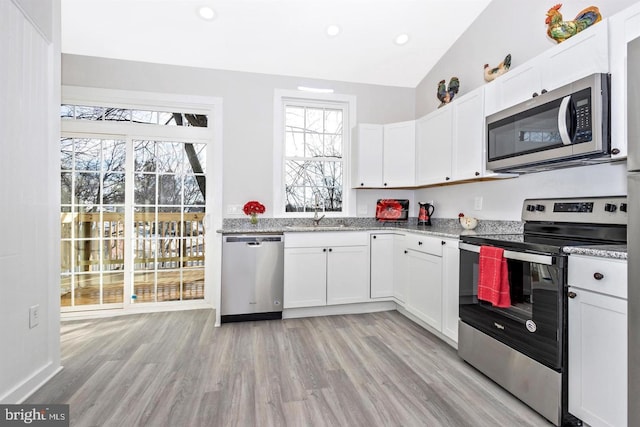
[284,231,461,346]
[393,234,408,303]
[326,245,370,305]
[568,255,627,427]
[402,234,460,343]
[283,247,327,308]
[405,248,442,330]
[441,239,460,342]
[283,232,369,309]
[370,233,396,298]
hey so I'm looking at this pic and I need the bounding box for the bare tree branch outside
[284,104,344,212]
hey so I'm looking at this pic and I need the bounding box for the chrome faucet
[313,206,325,226]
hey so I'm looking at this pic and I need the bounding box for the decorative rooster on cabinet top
[484,54,511,82]
[437,77,460,108]
[546,3,602,43]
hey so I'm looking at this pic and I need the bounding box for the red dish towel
[477,246,511,308]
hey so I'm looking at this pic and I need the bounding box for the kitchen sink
[285,224,348,230]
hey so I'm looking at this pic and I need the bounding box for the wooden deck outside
[61,211,205,307]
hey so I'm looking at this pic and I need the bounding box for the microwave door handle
[558,95,573,145]
[459,242,554,265]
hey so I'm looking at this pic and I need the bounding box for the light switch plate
[29,304,39,329]
[474,196,483,210]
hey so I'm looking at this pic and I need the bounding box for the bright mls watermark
[0,405,68,426]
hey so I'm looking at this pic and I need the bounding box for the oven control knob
[535,204,545,212]
[604,203,617,213]
[620,203,628,212]
[526,204,536,212]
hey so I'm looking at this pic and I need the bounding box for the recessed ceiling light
[197,6,216,21]
[395,33,410,45]
[326,25,341,37]
[297,86,334,94]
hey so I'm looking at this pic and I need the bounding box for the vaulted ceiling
[61,0,492,88]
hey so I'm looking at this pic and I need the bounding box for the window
[275,91,356,216]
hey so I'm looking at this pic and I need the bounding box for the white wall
[60,1,640,224]
[0,0,61,403]
[415,0,637,220]
[415,0,638,116]
[62,55,416,218]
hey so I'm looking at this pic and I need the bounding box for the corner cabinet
[416,88,485,186]
[352,121,415,188]
[401,234,460,344]
[283,232,370,308]
[567,255,627,427]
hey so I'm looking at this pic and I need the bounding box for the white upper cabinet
[485,19,609,117]
[609,2,640,160]
[451,88,485,181]
[416,87,487,186]
[352,124,384,188]
[383,121,416,187]
[541,19,609,92]
[352,121,415,188]
[416,105,453,185]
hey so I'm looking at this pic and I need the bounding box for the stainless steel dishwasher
[221,234,284,323]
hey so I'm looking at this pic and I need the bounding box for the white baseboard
[0,363,63,404]
[283,300,397,319]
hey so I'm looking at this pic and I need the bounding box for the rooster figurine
[546,4,602,43]
[484,54,511,82]
[437,77,460,108]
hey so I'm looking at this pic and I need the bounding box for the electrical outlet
[29,305,39,329]
[226,204,242,215]
[474,196,483,211]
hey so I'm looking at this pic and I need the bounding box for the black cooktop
[460,222,627,255]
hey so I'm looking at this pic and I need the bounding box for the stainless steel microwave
[486,73,610,173]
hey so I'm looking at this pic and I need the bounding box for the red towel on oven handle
[477,245,511,308]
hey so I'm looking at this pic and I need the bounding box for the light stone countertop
[563,245,628,260]
[218,217,524,240]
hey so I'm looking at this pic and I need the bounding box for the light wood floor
[27,309,551,427]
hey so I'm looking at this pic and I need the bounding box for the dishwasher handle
[224,235,283,244]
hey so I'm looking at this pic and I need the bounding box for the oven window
[459,249,561,326]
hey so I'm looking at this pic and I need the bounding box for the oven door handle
[459,242,554,265]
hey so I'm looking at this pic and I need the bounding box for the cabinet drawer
[404,234,443,257]
[284,231,369,248]
[568,255,627,299]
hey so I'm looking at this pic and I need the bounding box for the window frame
[273,89,356,217]
[60,85,223,317]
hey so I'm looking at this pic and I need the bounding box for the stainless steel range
[458,196,627,427]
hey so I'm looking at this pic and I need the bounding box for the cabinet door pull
[418,241,423,245]
[612,148,620,155]
[475,171,480,176]
[328,248,333,252]
[372,235,377,239]
[441,241,446,245]
[360,182,364,186]
[593,272,604,280]
[568,291,577,299]
[323,248,327,252]
[404,250,408,254]
[383,182,388,187]
[445,176,450,181]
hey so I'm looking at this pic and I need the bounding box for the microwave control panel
[572,89,592,143]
